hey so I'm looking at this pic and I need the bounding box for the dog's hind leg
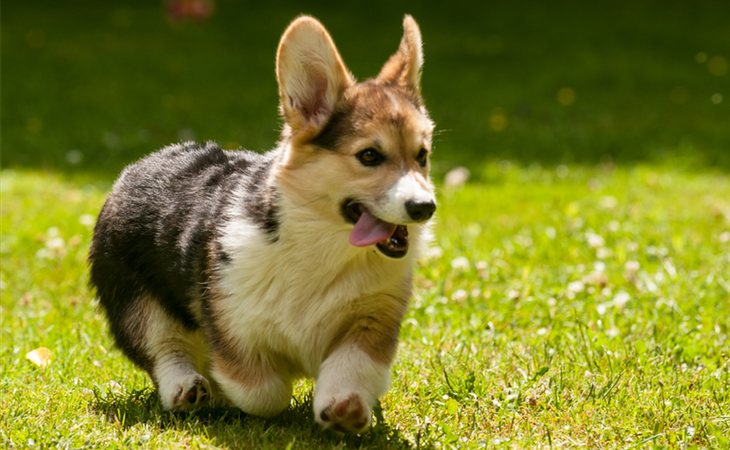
[121,295,212,411]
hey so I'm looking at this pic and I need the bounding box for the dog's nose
[405,200,436,222]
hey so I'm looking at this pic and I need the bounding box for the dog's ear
[377,15,423,94]
[276,16,354,136]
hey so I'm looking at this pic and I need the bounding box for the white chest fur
[215,199,418,377]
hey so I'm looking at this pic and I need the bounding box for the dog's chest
[212,214,408,375]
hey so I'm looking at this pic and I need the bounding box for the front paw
[315,393,371,434]
[160,373,211,411]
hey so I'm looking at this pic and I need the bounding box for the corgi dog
[89,15,435,433]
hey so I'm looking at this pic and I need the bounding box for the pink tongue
[349,210,396,247]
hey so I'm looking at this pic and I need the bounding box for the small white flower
[600,196,617,209]
[106,380,124,395]
[612,291,630,308]
[451,289,468,302]
[46,237,65,251]
[606,326,620,338]
[625,260,640,271]
[79,214,95,227]
[596,303,609,315]
[568,280,585,294]
[466,223,482,237]
[586,232,605,248]
[450,256,470,271]
[583,271,608,287]
[444,166,470,189]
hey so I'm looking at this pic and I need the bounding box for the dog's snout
[405,200,436,222]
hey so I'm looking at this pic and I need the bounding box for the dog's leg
[126,297,211,411]
[209,348,293,418]
[313,342,392,433]
[154,350,211,411]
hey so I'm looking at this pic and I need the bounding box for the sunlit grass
[2,165,728,448]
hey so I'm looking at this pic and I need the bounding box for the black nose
[405,200,436,222]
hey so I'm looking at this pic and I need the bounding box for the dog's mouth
[342,201,408,259]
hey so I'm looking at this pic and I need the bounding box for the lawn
[2,1,729,448]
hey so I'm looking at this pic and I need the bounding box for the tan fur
[276,81,434,225]
[377,16,424,93]
[334,291,411,365]
[211,347,277,389]
[276,16,355,141]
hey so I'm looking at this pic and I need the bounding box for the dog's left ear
[276,16,354,136]
[377,15,424,94]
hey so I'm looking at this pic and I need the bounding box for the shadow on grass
[90,387,419,449]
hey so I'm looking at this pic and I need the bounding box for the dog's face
[275,16,435,258]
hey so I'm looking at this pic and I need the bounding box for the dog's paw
[316,393,371,434]
[162,373,211,411]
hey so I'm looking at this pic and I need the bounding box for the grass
[2,0,729,448]
[2,166,729,448]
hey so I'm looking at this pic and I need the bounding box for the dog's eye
[356,148,385,167]
[416,148,429,167]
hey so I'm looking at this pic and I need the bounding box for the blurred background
[2,0,728,179]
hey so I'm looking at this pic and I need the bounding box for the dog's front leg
[313,309,403,434]
[313,343,390,433]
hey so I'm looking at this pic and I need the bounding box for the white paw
[315,393,371,434]
[159,373,211,411]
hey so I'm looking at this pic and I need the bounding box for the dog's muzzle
[342,200,411,258]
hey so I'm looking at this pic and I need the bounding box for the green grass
[2,166,729,448]
[2,0,730,448]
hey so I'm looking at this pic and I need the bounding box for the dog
[89,14,435,433]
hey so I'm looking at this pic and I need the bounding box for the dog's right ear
[276,16,354,138]
[377,15,424,96]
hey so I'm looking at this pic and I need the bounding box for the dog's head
[275,15,435,259]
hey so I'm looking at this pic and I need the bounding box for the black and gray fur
[89,141,279,372]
